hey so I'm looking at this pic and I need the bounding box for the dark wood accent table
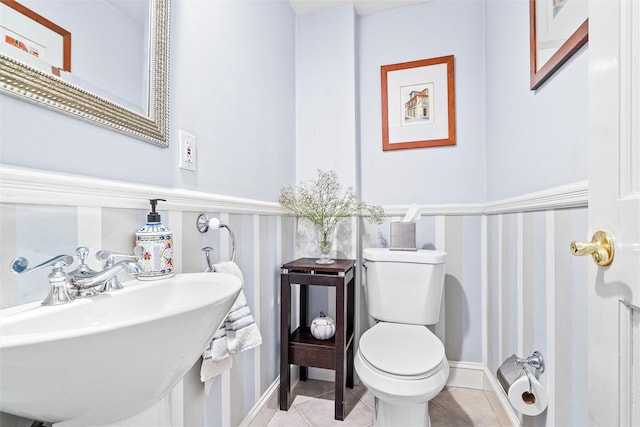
[279,258,356,420]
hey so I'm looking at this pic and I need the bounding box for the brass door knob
[570,230,615,266]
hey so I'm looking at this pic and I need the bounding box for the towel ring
[197,214,236,262]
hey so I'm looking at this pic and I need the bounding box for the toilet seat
[358,322,445,379]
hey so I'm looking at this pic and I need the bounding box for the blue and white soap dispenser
[135,198,174,280]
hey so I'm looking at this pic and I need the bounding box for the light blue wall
[358,1,487,205]
[295,5,357,187]
[485,0,588,200]
[0,0,297,202]
[0,0,589,227]
[171,0,296,200]
[356,0,588,204]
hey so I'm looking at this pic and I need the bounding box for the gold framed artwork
[381,55,455,151]
[529,0,588,90]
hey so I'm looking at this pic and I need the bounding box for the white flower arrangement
[279,170,385,263]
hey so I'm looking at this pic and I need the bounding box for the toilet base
[374,397,430,427]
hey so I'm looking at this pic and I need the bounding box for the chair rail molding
[0,165,284,215]
[385,181,588,217]
[0,165,587,215]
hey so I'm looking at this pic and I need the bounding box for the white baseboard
[447,361,520,427]
[481,365,521,427]
[239,378,280,427]
[242,363,521,427]
[447,361,486,389]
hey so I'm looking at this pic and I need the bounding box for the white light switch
[178,130,196,171]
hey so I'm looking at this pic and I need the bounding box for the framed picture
[0,0,71,76]
[529,0,588,90]
[381,55,455,151]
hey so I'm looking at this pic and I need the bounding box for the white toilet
[355,248,448,427]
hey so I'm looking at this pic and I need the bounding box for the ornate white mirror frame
[0,0,170,147]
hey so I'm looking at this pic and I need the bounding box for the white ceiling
[289,0,430,15]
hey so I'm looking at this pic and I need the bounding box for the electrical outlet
[178,130,196,171]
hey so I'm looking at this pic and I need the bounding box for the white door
[586,0,640,425]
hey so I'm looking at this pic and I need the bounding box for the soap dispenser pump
[135,198,174,280]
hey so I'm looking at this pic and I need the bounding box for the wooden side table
[279,258,356,420]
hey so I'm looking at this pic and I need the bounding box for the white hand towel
[200,261,262,394]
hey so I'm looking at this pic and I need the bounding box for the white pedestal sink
[0,272,242,426]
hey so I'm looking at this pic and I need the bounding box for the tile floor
[252,379,513,427]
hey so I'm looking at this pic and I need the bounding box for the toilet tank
[362,248,446,325]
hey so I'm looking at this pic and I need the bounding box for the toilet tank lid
[363,248,446,264]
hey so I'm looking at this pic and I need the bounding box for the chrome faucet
[70,260,141,292]
[10,247,142,306]
[94,247,143,292]
[67,246,100,298]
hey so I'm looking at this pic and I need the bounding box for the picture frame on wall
[381,55,456,151]
[529,0,588,90]
[0,0,71,76]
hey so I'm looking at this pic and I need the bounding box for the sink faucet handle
[71,247,99,274]
[10,254,75,305]
[10,254,74,275]
[68,247,100,298]
[76,246,90,262]
[94,247,144,291]
[96,246,144,266]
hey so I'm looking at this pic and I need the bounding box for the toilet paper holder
[516,351,545,375]
[517,351,544,395]
[497,351,545,396]
[498,351,548,415]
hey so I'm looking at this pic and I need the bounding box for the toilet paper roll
[507,372,548,416]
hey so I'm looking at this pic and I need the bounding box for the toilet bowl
[357,248,448,427]
[355,322,448,426]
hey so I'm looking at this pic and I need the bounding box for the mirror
[0,0,169,147]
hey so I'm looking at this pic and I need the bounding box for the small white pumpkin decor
[310,311,336,340]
